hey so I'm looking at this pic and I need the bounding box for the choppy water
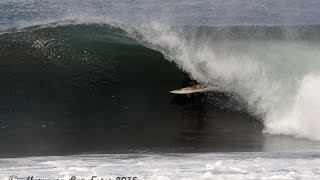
[2,152,320,180]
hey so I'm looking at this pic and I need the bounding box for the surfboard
[170,84,212,94]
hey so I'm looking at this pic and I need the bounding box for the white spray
[122,22,320,140]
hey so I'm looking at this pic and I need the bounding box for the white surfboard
[170,84,212,94]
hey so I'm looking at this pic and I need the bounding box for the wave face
[2,24,274,157]
[1,0,320,143]
[2,24,320,143]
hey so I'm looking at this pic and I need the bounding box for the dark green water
[0,24,269,157]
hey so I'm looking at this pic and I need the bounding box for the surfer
[192,79,197,89]
[170,77,208,94]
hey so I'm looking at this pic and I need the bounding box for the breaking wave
[1,18,320,141]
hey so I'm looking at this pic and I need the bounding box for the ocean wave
[1,22,320,141]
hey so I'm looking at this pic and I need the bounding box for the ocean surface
[1,0,320,179]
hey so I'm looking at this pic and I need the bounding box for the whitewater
[1,152,320,180]
[126,22,320,140]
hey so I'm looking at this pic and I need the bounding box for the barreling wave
[1,20,320,140]
[119,22,320,140]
